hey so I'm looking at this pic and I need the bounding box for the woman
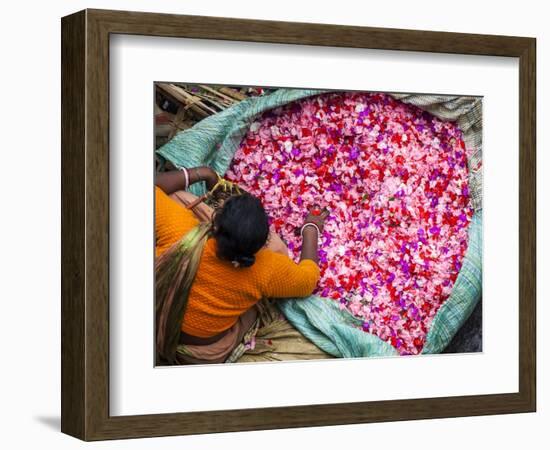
[155,165,328,364]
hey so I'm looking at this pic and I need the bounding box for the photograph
[153,84,483,365]
[56,6,537,441]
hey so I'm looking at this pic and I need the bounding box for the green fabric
[278,296,398,357]
[156,88,482,357]
[157,88,329,197]
[392,94,483,212]
[422,211,482,354]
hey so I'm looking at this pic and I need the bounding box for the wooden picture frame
[61,8,536,441]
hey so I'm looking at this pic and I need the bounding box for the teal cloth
[422,211,482,354]
[277,296,398,357]
[156,88,482,357]
[158,88,328,197]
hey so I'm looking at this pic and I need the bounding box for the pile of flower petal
[225,92,474,355]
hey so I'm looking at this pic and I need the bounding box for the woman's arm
[299,207,330,265]
[262,253,321,299]
[262,206,329,299]
[155,166,218,195]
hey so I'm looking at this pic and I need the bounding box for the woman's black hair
[212,193,269,267]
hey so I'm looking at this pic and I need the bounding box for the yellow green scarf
[155,222,212,364]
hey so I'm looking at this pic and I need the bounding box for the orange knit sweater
[155,186,320,338]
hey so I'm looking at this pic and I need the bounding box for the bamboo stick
[156,83,210,118]
[191,91,229,111]
[174,86,218,115]
[168,107,190,139]
[198,84,238,103]
[219,87,247,101]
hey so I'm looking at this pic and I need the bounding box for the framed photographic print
[61,9,536,441]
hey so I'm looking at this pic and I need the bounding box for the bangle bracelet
[178,166,190,190]
[300,222,321,238]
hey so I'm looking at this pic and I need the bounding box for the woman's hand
[192,166,219,191]
[303,205,330,234]
[299,205,329,264]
